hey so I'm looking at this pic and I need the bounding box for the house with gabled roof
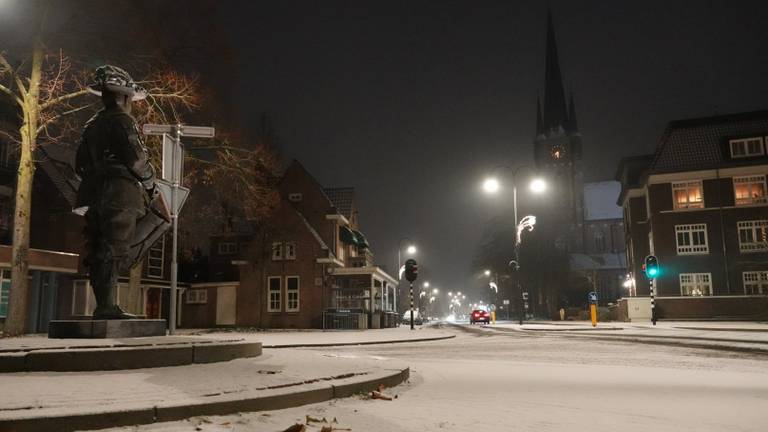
[191,160,398,329]
[616,110,768,320]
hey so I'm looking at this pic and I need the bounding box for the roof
[323,187,355,219]
[651,110,768,173]
[37,144,80,208]
[569,252,626,271]
[583,181,622,220]
[294,208,330,251]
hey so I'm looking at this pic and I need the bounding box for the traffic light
[644,255,659,279]
[404,258,418,282]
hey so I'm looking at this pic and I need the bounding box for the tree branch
[0,82,22,107]
[0,52,26,95]
[40,88,89,110]
[36,102,96,134]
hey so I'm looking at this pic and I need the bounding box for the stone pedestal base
[48,319,166,339]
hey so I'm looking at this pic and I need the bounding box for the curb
[0,341,262,373]
[0,367,410,432]
[263,334,455,348]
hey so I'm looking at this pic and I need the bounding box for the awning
[339,226,356,245]
[352,230,370,249]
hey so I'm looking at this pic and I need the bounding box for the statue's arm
[113,115,156,189]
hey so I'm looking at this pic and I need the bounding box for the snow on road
[101,325,768,432]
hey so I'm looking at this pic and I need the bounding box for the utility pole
[143,124,215,335]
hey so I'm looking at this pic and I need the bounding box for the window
[730,137,764,158]
[672,181,704,209]
[217,242,237,255]
[675,224,709,254]
[733,176,767,205]
[738,220,768,252]
[285,242,297,260]
[186,289,208,304]
[268,276,281,312]
[288,193,303,202]
[679,273,712,296]
[147,235,165,279]
[71,279,95,316]
[272,242,283,261]
[286,276,300,312]
[0,270,9,317]
[743,271,768,295]
[594,231,606,252]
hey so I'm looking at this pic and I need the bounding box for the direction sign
[143,123,216,138]
[162,134,183,183]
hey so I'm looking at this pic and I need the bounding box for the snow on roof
[583,181,622,220]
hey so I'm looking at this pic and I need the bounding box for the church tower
[533,11,584,252]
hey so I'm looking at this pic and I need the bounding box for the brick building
[616,110,768,319]
[182,160,398,329]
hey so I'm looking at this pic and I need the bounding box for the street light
[432,288,439,295]
[484,269,491,277]
[423,281,430,288]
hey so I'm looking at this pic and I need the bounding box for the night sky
[217,1,768,296]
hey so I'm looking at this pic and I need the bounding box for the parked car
[402,310,423,325]
[470,309,490,324]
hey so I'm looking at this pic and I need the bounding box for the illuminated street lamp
[484,269,491,277]
[423,281,430,288]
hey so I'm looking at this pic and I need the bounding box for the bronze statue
[75,65,169,319]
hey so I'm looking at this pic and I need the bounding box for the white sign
[503,299,510,305]
[161,134,183,183]
[143,123,215,138]
[155,179,189,215]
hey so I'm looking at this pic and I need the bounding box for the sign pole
[409,282,414,330]
[650,278,657,326]
[168,127,181,335]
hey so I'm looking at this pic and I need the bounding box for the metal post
[409,282,414,330]
[650,278,657,326]
[168,127,181,335]
[519,283,524,326]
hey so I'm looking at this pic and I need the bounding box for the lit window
[272,242,283,261]
[737,220,768,252]
[672,181,704,209]
[268,276,281,312]
[286,276,300,312]
[217,242,237,255]
[675,224,708,254]
[285,242,297,260]
[186,289,208,304]
[594,231,606,252]
[730,137,764,158]
[147,235,165,278]
[743,271,768,295]
[733,176,767,205]
[679,273,712,296]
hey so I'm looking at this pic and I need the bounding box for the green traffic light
[647,267,658,277]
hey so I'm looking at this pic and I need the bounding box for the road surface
[104,323,768,432]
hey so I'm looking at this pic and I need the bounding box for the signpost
[143,124,215,335]
[588,291,598,327]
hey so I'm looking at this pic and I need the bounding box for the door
[215,285,236,326]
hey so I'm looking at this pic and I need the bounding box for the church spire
[536,96,544,135]
[543,10,568,133]
[568,91,578,132]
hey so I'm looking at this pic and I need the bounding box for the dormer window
[730,137,765,158]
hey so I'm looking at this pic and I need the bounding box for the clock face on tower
[550,144,566,160]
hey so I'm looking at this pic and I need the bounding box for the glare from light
[457,291,462,296]
[423,282,430,288]
[462,295,466,299]
[406,245,416,254]
[432,288,439,294]
[530,178,547,194]
[623,278,634,288]
[446,314,456,322]
[448,291,453,296]
[483,177,500,194]
[484,269,491,276]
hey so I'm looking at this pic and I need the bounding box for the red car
[470,309,490,324]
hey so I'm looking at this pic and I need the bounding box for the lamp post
[483,165,546,325]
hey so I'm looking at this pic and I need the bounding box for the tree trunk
[4,36,43,336]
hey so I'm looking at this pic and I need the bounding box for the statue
[75,65,170,319]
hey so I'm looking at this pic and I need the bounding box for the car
[470,309,490,324]
[401,310,423,325]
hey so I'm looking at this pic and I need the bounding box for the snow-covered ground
[99,325,768,432]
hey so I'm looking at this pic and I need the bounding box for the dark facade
[617,111,768,319]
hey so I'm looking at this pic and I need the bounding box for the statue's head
[87,65,147,113]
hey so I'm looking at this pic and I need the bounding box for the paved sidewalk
[482,320,768,353]
[0,348,409,431]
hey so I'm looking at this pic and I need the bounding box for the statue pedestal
[48,319,166,338]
